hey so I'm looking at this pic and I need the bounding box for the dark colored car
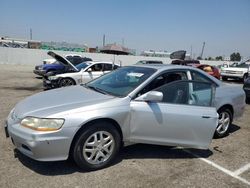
[243,77,250,102]
[33,52,92,77]
[136,60,163,65]
[171,59,200,65]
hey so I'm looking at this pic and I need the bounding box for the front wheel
[59,78,76,87]
[222,76,228,81]
[214,108,232,138]
[72,122,121,171]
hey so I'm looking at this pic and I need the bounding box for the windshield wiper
[84,85,109,95]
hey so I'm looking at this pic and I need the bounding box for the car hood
[47,51,78,72]
[170,50,186,60]
[13,85,115,119]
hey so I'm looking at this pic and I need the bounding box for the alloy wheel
[60,79,74,87]
[82,131,115,165]
[217,111,230,135]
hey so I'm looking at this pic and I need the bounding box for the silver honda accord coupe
[5,65,245,170]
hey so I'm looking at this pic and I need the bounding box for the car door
[103,63,113,74]
[129,80,218,149]
[81,63,104,83]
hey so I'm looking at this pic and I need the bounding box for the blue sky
[1,0,249,57]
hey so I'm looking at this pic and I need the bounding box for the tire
[243,74,248,83]
[222,76,228,81]
[246,97,250,104]
[72,122,121,171]
[214,108,232,138]
[59,78,76,87]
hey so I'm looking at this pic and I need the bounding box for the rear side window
[191,71,212,83]
[237,63,249,68]
[190,71,216,90]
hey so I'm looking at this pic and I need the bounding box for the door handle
[202,116,211,119]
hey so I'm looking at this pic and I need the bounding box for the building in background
[141,50,191,59]
[0,37,41,49]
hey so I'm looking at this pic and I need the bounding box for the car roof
[130,64,192,70]
[88,61,120,66]
[130,64,222,85]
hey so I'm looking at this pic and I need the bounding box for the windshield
[75,62,91,70]
[85,66,156,97]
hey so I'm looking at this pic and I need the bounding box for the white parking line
[234,163,250,176]
[183,149,250,186]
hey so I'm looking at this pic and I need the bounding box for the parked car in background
[5,64,245,170]
[45,60,119,89]
[189,64,220,79]
[171,59,200,65]
[136,60,163,64]
[42,58,56,64]
[243,77,250,102]
[220,58,250,82]
[33,51,92,77]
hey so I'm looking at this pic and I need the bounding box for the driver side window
[90,64,103,72]
[136,71,188,97]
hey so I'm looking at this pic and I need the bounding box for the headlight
[48,76,58,80]
[21,117,64,131]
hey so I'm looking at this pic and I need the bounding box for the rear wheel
[214,108,232,138]
[59,78,76,87]
[72,122,121,171]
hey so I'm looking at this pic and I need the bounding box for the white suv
[221,62,250,82]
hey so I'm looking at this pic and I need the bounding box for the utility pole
[103,34,106,46]
[200,42,205,59]
[30,28,32,40]
[190,45,193,59]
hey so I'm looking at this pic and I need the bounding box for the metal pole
[30,28,32,40]
[103,34,106,46]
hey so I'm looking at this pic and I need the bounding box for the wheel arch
[217,104,234,120]
[59,77,77,85]
[68,118,123,158]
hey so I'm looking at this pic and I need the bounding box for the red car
[189,64,221,79]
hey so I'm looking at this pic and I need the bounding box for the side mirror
[135,91,163,102]
[87,68,92,72]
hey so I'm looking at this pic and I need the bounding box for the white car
[43,53,119,89]
[220,59,250,82]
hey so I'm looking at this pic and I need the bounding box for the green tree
[208,57,213,60]
[230,52,241,61]
[215,56,223,60]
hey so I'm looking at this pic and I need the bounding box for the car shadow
[14,144,213,176]
[213,123,241,140]
[1,83,43,91]
[228,123,241,135]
